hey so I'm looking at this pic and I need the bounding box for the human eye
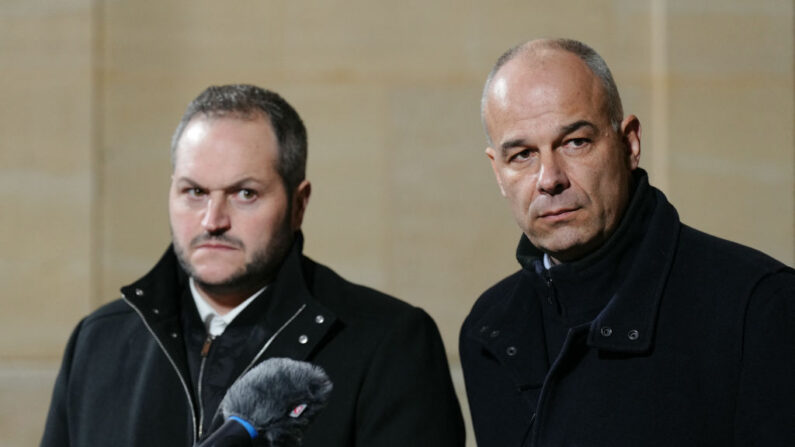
[235,189,258,202]
[183,187,206,198]
[508,148,533,163]
[562,137,591,153]
[566,138,590,148]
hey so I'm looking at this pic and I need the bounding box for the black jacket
[460,176,795,446]
[42,236,465,446]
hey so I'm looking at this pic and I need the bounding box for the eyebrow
[500,120,598,154]
[174,177,200,187]
[174,176,264,190]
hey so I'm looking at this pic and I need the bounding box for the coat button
[170,332,178,339]
[628,329,640,340]
[490,330,500,338]
[600,326,613,337]
[298,335,308,344]
[506,346,518,356]
[315,315,325,324]
[479,325,488,333]
[152,308,160,315]
[135,288,144,296]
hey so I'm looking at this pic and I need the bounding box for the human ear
[485,147,507,197]
[620,115,642,170]
[290,180,311,230]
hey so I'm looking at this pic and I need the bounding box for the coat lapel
[251,235,338,362]
[467,270,550,390]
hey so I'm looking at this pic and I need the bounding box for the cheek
[241,208,288,240]
[592,172,628,220]
[169,204,198,239]
[512,180,538,211]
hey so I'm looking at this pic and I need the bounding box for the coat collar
[121,232,338,363]
[257,233,338,360]
[585,187,679,353]
[469,177,681,365]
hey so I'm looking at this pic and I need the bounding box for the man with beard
[460,39,794,446]
[42,84,465,447]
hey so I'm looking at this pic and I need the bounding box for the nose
[201,197,231,234]
[536,151,569,195]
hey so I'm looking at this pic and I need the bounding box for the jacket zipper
[124,295,307,443]
[122,295,198,445]
[204,304,308,428]
[197,334,216,440]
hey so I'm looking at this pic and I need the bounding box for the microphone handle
[196,417,258,447]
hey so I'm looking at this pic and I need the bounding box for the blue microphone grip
[196,417,258,447]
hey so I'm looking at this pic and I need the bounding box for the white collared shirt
[543,253,554,269]
[189,278,267,337]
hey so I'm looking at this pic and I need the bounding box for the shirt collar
[189,277,267,336]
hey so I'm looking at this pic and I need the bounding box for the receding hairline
[481,38,624,144]
[168,84,309,196]
[171,109,273,163]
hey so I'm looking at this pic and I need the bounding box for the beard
[172,214,294,298]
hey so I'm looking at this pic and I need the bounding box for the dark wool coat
[42,236,465,447]
[460,179,795,447]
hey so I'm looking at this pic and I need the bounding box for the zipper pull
[201,335,215,357]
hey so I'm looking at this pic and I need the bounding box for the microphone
[197,357,333,447]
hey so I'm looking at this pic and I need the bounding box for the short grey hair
[481,38,624,144]
[171,84,308,194]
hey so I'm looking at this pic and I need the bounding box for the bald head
[482,39,623,145]
[481,38,641,262]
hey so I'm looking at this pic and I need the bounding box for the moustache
[190,233,244,249]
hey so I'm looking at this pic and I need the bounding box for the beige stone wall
[2,1,792,445]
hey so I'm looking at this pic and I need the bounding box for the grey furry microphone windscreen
[197,357,333,447]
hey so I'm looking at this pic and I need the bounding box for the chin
[192,266,243,286]
[535,231,595,261]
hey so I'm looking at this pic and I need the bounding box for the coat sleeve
[40,319,85,447]
[734,269,795,444]
[353,307,465,447]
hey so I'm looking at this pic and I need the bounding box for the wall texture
[1,1,792,445]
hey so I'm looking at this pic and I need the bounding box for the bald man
[460,39,794,446]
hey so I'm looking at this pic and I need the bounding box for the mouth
[189,233,245,252]
[193,238,242,251]
[196,243,237,249]
[538,207,579,221]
